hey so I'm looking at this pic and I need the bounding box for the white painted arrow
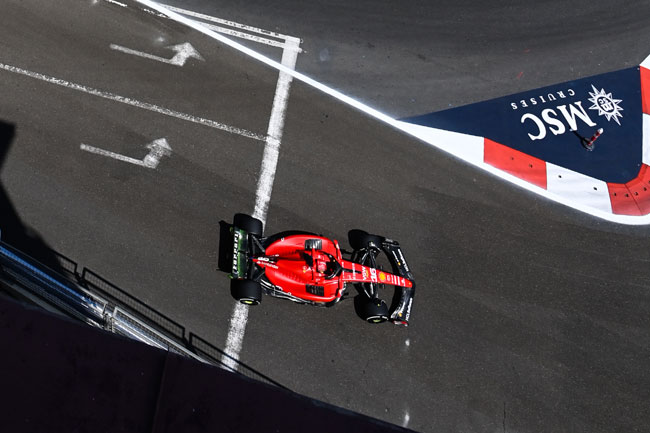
[80,138,172,169]
[109,42,204,66]
[142,138,172,168]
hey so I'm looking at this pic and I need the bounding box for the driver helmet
[316,259,328,273]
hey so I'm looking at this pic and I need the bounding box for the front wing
[381,240,415,325]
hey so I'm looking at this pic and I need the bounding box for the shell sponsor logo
[379,272,386,282]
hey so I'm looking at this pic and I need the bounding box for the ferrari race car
[228,213,415,325]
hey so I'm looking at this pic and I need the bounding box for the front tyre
[230,279,262,305]
[348,229,383,251]
[233,213,263,237]
[360,298,389,323]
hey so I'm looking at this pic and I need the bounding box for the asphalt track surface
[1,1,650,432]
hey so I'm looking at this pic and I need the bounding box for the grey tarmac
[0,1,649,432]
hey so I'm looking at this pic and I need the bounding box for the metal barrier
[0,235,288,389]
[0,238,212,366]
[0,240,107,327]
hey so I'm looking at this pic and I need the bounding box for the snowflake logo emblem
[587,85,623,125]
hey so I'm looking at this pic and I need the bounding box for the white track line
[0,62,264,141]
[220,29,301,372]
[102,0,127,7]
[252,41,300,222]
[193,21,299,52]
[109,1,302,51]
[160,3,298,41]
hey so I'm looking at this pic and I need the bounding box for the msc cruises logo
[588,85,624,125]
[513,84,624,142]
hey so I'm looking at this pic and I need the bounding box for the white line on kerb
[221,35,301,373]
[0,63,264,141]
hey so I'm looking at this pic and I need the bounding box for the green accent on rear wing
[231,228,249,279]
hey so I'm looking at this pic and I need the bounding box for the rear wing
[230,226,249,280]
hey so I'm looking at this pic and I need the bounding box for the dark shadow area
[188,332,289,390]
[1,295,411,432]
[352,294,370,321]
[79,265,288,388]
[217,220,234,272]
[80,268,187,342]
[0,120,64,272]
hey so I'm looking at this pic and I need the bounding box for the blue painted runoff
[402,67,643,183]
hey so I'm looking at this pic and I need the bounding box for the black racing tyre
[233,213,263,236]
[360,298,389,324]
[348,229,384,250]
[230,279,262,305]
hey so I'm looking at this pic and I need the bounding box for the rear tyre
[348,229,383,250]
[230,279,262,305]
[233,213,263,236]
[360,297,389,323]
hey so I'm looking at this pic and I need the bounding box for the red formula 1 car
[228,214,415,325]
